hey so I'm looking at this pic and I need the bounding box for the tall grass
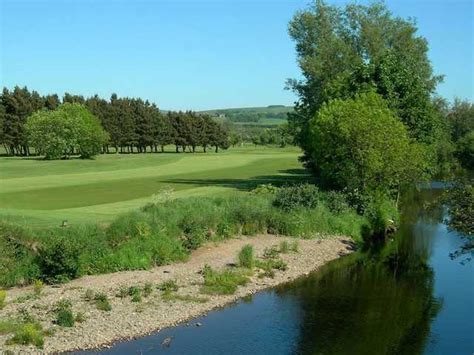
[0,190,368,287]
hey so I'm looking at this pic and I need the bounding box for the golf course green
[0,146,306,226]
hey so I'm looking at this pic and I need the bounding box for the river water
[78,186,473,354]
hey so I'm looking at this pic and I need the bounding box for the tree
[26,103,108,159]
[447,99,474,169]
[288,1,442,170]
[308,93,428,197]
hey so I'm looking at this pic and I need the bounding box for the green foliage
[161,292,209,303]
[443,180,473,236]
[94,292,112,311]
[26,103,108,159]
[273,184,320,211]
[455,131,474,170]
[0,290,6,309]
[309,93,428,197]
[256,258,288,278]
[33,280,44,296]
[143,282,153,297]
[6,322,44,348]
[362,194,399,239]
[200,265,250,295]
[36,234,81,283]
[158,280,179,293]
[290,240,299,253]
[128,286,142,303]
[0,222,40,287]
[251,184,279,195]
[0,193,367,287]
[54,299,75,327]
[238,245,255,269]
[279,241,290,253]
[288,1,442,164]
[263,246,279,259]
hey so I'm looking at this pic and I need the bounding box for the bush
[0,222,40,287]
[0,290,6,310]
[94,293,112,311]
[158,280,179,293]
[54,300,75,327]
[273,184,320,211]
[279,241,290,253]
[200,265,250,295]
[33,280,44,296]
[128,286,142,303]
[36,235,81,283]
[323,191,350,214]
[6,323,44,348]
[238,245,255,269]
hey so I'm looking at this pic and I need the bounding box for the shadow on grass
[162,168,314,192]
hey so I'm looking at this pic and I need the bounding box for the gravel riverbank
[0,235,356,353]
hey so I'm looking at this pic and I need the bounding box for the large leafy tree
[26,103,108,159]
[309,93,428,197]
[288,0,443,168]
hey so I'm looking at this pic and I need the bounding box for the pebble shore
[0,235,355,353]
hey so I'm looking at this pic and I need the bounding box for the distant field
[201,105,293,126]
[0,146,307,227]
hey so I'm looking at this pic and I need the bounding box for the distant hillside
[200,105,293,126]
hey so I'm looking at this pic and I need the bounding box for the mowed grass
[0,146,309,226]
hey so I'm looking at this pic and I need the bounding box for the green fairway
[0,146,308,226]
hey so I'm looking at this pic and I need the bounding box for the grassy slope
[0,146,307,226]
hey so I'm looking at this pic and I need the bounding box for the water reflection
[76,186,474,355]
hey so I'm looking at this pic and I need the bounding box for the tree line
[0,87,230,157]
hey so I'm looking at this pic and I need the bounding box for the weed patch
[200,265,250,295]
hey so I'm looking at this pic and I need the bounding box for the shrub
[0,290,6,309]
[251,184,279,195]
[256,258,288,278]
[75,312,86,323]
[200,265,249,295]
[6,323,44,348]
[84,289,95,301]
[36,235,81,283]
[128,286,142,303]
[290,240,299,253]
[273,184,320,211]
[0,222,40,287]
[33,280,44,296]
[54,300,75,327]
[94,293,112,311]
[238,245,255,269]
[116,286,128,299]
[279,241,290,253]
[143,282,153,297]
[323,191,350,214]
[158,280,179,293]
[263,246,279,259]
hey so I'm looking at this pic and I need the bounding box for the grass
[161,292,209,303]
[1,312,48,348]
[54,300,75,327]
[0,146,305,226]
[238,244,255,269]
[200,265,251,295]
[158,280,179,293]
[0,188,367,287]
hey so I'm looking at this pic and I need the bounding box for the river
[77,186,474,354]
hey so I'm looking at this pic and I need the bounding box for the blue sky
[1,0,472,110]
